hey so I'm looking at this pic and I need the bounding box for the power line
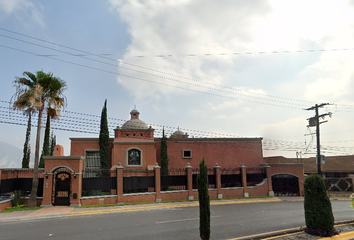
[0,37,307,108]
[2,110,353,155]
[1,44,307,110]
[0,28,316,106]
[2,26,353,59]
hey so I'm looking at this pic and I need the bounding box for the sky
[1,0,354,168]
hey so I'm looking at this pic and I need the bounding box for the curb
[229,227,302,240]
[67,198,282,217]
[230,220,354,240]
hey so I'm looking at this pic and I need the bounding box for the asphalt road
[0,200,352,240]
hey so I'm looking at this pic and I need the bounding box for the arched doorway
[52,168,72,206]
[272,174,300,196]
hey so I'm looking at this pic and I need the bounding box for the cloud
[109,0,272,98]
[0,0,45,27]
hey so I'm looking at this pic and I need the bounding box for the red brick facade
[0,109,305,209]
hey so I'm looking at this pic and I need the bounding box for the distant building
[69,108,265,171]
[9,108,303,208]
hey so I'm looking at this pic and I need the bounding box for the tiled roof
[264,155,354,173]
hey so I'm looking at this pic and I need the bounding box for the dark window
[127,149,142,166]
[182,150,192,159]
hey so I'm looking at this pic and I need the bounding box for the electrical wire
[0,28,318,106]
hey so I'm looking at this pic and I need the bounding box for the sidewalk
[0,197,281,222]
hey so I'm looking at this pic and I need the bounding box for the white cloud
[108,0,354,157]
[259,116,308,140]
[0,0,45,27]
[110,0,271,98]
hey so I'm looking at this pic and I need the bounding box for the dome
[121,108,149,130]
[121,119,149,130]
[172,130,185,136]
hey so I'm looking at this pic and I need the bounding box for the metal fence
[0,178,44,197]
[123,176,155,193]
[221,174,242,188]
[325,177,353,192]
[82,169,116,196]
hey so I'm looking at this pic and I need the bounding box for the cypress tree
[99,99,109,171]
[22,114,31,168]
[161,128,169,176]
[304,174,336,237]
[197,158,210,240]
[39,113,50,168]
[50,131,56,156]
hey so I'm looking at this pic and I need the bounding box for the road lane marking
[155,215,222,224]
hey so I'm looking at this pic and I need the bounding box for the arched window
[127,148,142,166]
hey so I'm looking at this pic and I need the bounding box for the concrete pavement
[1,197,353,239]
[0,197,282,221]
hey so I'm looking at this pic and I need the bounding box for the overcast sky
[1,0,354,167]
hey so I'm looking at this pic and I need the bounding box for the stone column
[213,163,222,199]
[263,164,274,196]
[154,163,161,202]
[185,163,193,200]
[40,173,53,207]
[240,164,248,197]
[116,163,124,204]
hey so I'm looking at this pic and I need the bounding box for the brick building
[0,109,304,209]
[69,109,265,172]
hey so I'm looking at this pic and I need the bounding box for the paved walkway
[0,197,282,222]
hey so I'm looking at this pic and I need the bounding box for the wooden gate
[53,171,71,206]
[272,174,300,196]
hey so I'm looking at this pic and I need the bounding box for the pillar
[116,163,124,204]
[70,172,82,207]
[263,164,274,197]
[40,173,53,207]
[185,163,193,200]
[213,163,222,199]
[154,163,161,202]
[0,169,2,191]
[240,163,248,197]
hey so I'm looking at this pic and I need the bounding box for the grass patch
[77,196,275,208]
[0,206,41,213]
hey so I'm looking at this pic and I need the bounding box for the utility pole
[305,103,332,177]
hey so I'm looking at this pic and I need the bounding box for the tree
[160,128,169,176]
[39,112,51,168]
[22,113,32,168]
[50,131,56,156]
[197,158,210,240]
[99,99,109,171]
[12,70,66,207]
[304,174,336,237]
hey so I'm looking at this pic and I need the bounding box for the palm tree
[12,70,67,207]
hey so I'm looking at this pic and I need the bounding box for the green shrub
[98,191,111,195]
[82,191,93,196]
[304,174,336,237]
[11,190,26,207]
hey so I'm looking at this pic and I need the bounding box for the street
[0,200,352,240]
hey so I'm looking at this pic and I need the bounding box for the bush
[11,190,26,208]
[304,174,336,237]
[82,191,93,196]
